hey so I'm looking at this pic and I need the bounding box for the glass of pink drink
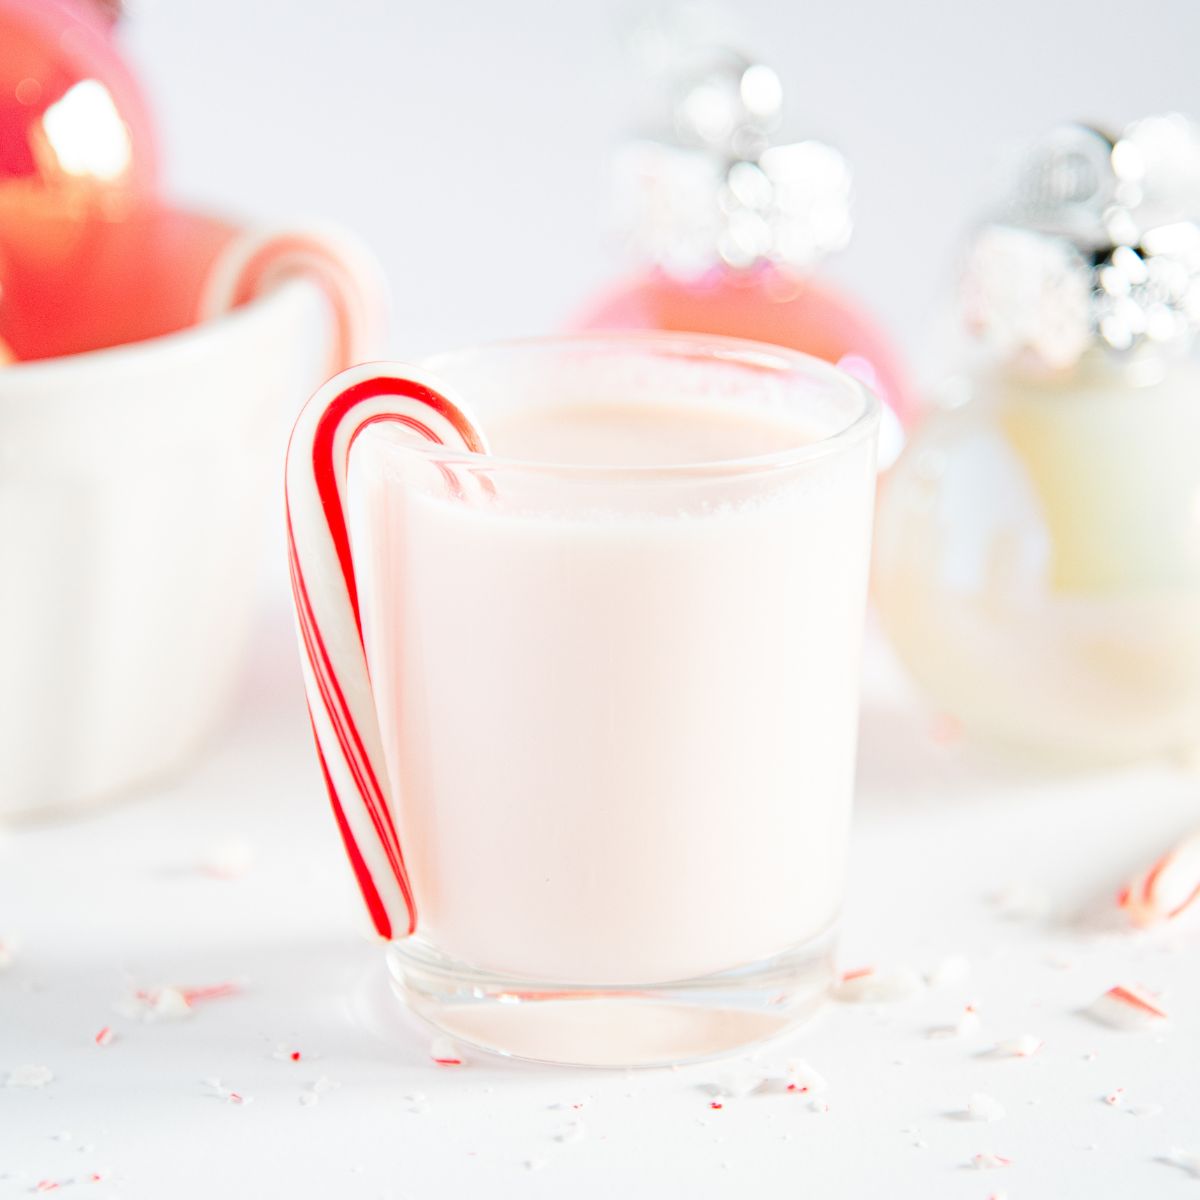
[287,333,879,1066]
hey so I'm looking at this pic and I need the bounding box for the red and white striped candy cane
[199,224,388,371]
[1118,828,1200,928]
[285,363,488,939]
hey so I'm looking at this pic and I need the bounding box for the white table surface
[2,607,1198,1199]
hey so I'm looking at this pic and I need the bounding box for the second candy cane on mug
[285,363,489,939]
[200,223,390,372]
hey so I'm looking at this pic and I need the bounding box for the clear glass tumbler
[286,333,879,1066]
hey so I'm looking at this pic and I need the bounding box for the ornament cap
[617,29,852,278]
[962,114,1200,370]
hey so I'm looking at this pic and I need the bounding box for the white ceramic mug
[0,211,386,819]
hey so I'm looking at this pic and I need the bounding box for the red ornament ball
[0,0,158,355]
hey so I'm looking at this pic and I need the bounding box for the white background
[124,0,1200,371]
[4,2,1200,1197]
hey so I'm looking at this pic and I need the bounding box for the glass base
[386,927,836,1068]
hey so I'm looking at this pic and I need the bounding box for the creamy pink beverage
[347,341,878,1005]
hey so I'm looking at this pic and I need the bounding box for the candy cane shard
[286,363,488,939]
[199,223,389,370]
[832,965,923,1003]
[1117,829,1200,928]
[1087,985,1169,1030]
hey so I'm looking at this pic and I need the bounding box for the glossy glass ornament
[574,36,913,437]
[875,352,1200,761]
[874,118,1200,762]
[0,0,158,357]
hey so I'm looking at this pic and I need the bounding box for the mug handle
[198,223,390,372]
[285,363,488,939]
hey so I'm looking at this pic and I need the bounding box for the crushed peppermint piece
[785,1060,829,1095]
[0,936,18,970]
[178,983,240,1005]
[957,1006,982,1037]
[118,982,239,1022]
[930,1005,981,1039]
[202,1077,252,1105]
[299,1076,339,1107]
[1165,1148,1200,1178]
[430,1037,463,1066]
[1087,985,1169,1030]
[33,1181,60,1193]
[709,1101,723,1110]
[926,955,971,989]
[93,1027,114,1048]
[201,839,255,879]
[1118,829,1200,928]
[546,1099,587,1111]
[991,1035,1043,1058]
[7,1065,53,1088]
[833,966,923,1003]
[122,986,190,1021]
[114,987,181,1021]
[966,1093,1006,1122]
[1104,1088,1125,1107]
[971,1152,1013,1169]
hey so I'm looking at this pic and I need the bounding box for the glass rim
[363,331,881,478]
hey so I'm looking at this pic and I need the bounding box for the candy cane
[285,363,488,939]
[1117,828,1200,928]
[199,223,388,371]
